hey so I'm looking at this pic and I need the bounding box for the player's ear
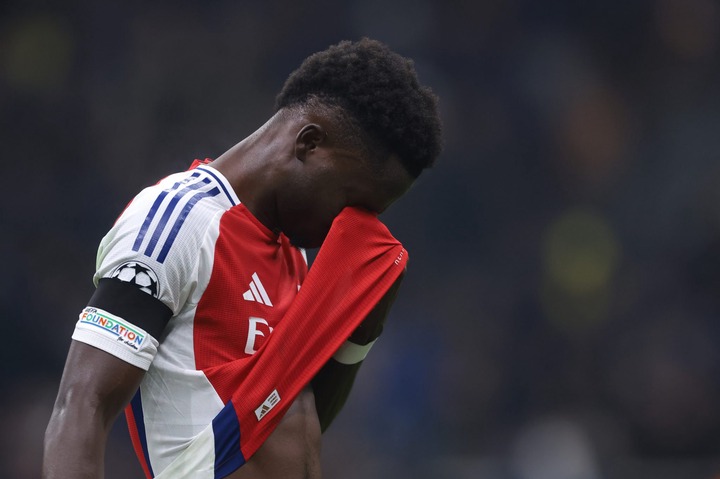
[295,124,327,162]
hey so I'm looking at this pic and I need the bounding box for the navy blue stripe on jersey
[132,172,201,252]
[130,390,155,477]
[156,186,220,263]
[212,400,246,478]
[143,178,211,258]
[196,165,237,206]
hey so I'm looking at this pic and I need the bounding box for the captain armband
[332,339,377,365]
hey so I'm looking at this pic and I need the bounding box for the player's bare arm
[312,270,405,431]
[43,341,146,479]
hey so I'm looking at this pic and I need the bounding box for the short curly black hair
[276,38,442,178]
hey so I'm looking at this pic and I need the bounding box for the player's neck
[211,115,296,234]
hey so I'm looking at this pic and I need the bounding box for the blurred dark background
[2,0,720,478]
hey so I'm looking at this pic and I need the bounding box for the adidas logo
[255,389,281,421]
[243,272,273,306]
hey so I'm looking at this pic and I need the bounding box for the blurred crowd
[1,0,719,477]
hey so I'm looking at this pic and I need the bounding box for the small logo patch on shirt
[255,389,281,421]
[111,261,160,298]
[242,272,273,306]
[78,307,146,350]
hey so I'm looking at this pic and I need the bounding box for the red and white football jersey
[73,162,307,477]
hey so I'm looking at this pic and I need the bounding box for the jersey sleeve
[72,171,222,369]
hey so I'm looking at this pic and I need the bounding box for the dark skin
[43,108,414,479]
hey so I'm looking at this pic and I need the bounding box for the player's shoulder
[95,164,241,313]
[129,165,238,219]
[113,165,238,261]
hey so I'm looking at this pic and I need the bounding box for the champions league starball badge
[111,261,160,298]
